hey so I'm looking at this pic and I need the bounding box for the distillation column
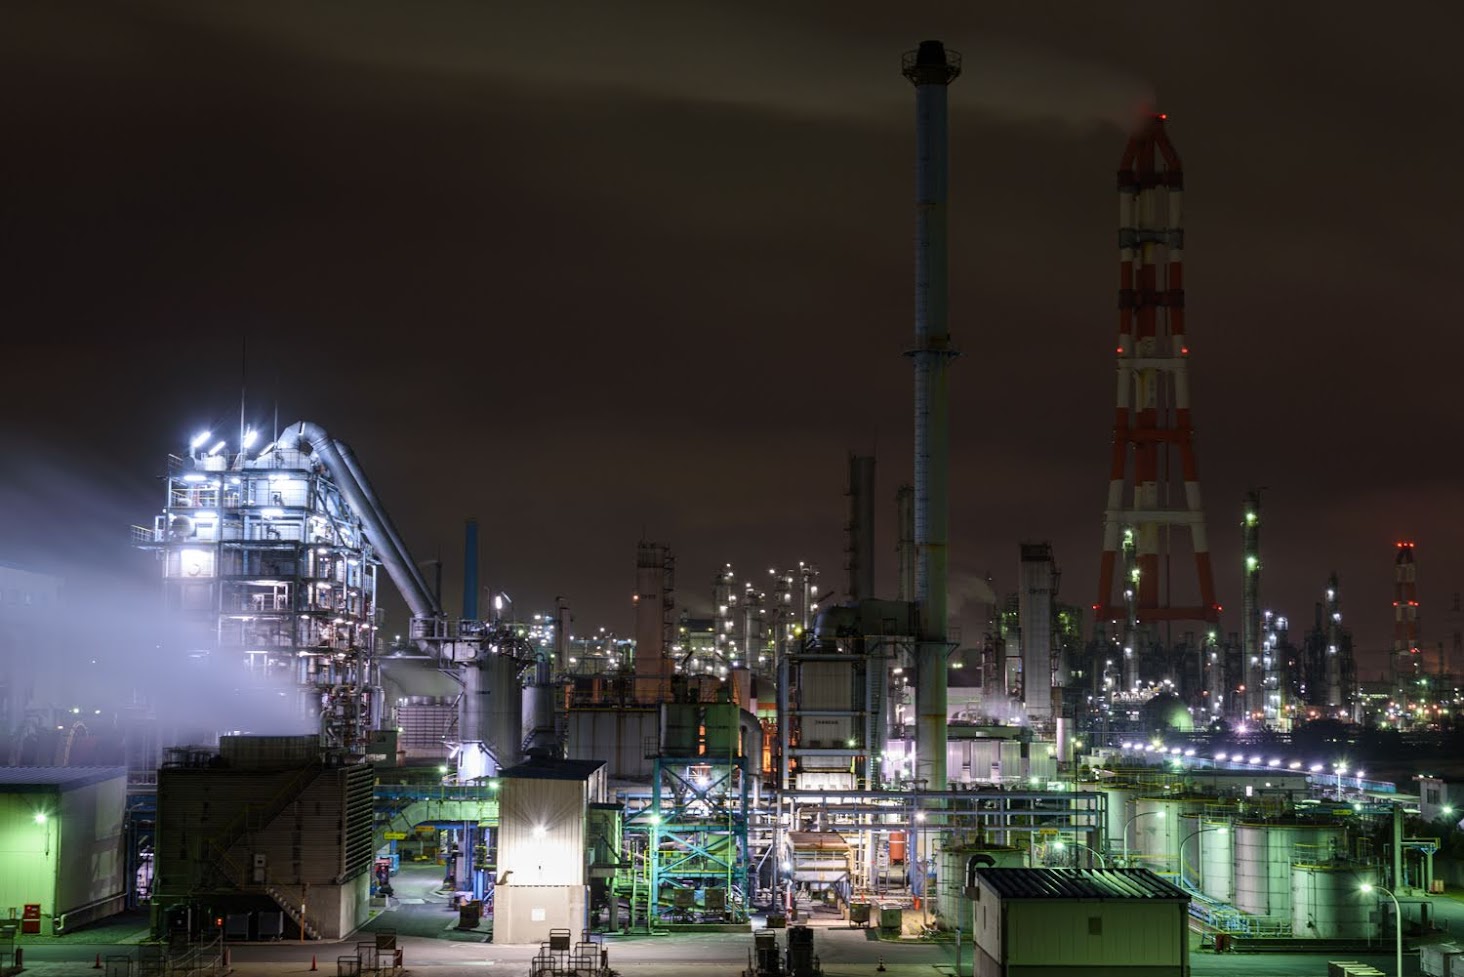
[1241,492,1263,721]
[903,40,960,793]
[1322,574,1345,711]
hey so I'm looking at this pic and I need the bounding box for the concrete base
[493,885,587,945]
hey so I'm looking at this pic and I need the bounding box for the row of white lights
[1119,742,1363,778]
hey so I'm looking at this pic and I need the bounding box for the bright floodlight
[190,430,211,449]
[532,824,546,839]
[1053,841,1067,851]
[207,440,226,456]
[915,811,927,822]
[1360,882,1374,893]
[242,428,258,449]
[34,812,46,824]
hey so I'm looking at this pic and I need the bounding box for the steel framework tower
[1097,115,1220,643]
[1392,540,1420,708]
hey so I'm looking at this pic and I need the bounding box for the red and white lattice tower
[1097,115,1220,664]
[1392,540,1419,706]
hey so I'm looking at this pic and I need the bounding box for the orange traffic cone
[310,952,318,971]
[93,953,103,968]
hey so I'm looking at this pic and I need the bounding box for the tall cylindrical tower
[1322,574,1344,710]
[903,39,960,794]
[463,517,480,620]
[1241,491,1263,721]
[847,454,877,601]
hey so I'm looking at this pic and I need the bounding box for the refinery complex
[3,38,1461,977]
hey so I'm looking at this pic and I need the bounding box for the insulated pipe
[278,421,439,627]
[903,39,960,797]
[332,439,441,618]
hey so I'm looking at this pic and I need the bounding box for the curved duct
[334,439,441,616]
[964,853,996,897]
[812,604,858,646]
[277,421,441,630]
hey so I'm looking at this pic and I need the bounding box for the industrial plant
[2,36,1460,977]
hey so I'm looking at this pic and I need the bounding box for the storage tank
[1234,820,1344,918]
[934,845,1026,931]
[1131,795,1209,872]
[1189,815,1234,902]
[660,703,700,756]
[1292,863,1378,940]
[1097,785,1137,852]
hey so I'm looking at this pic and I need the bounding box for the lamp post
[1360,883,1402,977]
[1051,839,1107,869]
[1177,826,1226,890]
[1120,810,1165,868]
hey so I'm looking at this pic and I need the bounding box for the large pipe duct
[902,40,960,793]
[278,422,439,628]
[333,439,442,618]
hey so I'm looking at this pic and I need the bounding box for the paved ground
[5,865,1449,976]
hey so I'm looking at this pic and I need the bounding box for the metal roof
[975,868,1189,901]
[0,766,127,792]
[499,757,606,782]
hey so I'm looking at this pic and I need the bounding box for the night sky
[3,2,1462,679]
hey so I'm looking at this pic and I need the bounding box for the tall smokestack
[847,454,876,601]
[903,40,960,793]
[463,518,480,620]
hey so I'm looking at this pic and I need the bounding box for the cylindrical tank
[935,845,1027,931]
[1292,863,1378,940]
[1097,785,1136,852]
[1234,821,1344,918]
[703,702,740,756]
[889,831,908,865]
[1192,817,1234,902]
[660,703,700,756]
[461,653,523,775]
[1132,796,1208,872]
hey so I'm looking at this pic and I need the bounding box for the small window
[1088,916,1103,936]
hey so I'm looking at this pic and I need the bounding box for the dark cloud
[2,1,1463,682]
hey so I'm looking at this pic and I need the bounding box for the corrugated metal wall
[56,777,126,916]
[157,763,374,897]
[566,709,656,779]
[498,777,586,886]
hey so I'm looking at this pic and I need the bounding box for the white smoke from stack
[142,3,1152,131]
[948,569,999,609]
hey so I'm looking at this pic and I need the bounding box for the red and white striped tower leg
[1096,113,1220,696]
